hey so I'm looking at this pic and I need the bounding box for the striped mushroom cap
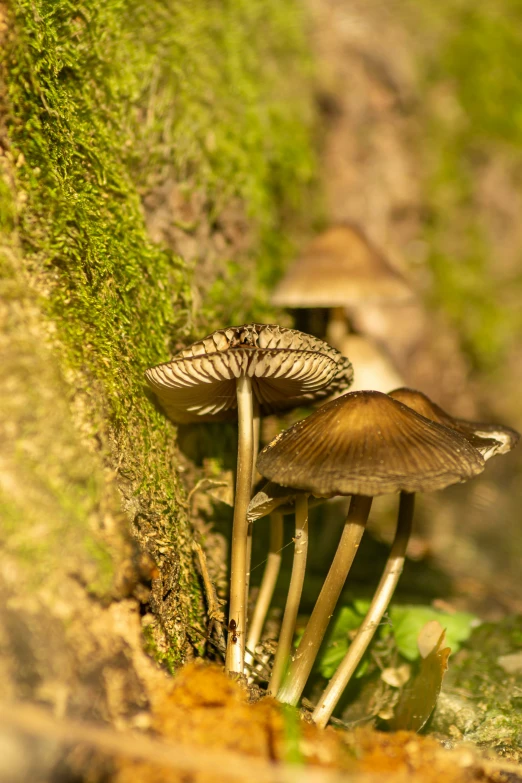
[257,390,485,497]
[272,226,413,309]
[388,388,520,460]
[145,323,353,423]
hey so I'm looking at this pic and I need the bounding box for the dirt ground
[5,662,522,783]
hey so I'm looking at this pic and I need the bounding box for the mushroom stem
[225,375,254,674]
[277,494,372,705]
[312,492,414,728]
[326,306,350,349]
[244,402,261,633]
[252,406,261,479]
[269,496,309,694]
[245,510,283,668]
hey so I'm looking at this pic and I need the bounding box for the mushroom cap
[247,481,327,522]
[257,390,485,497]
[271,226,413,309]
[460,420,519,455]
[145,323,354,423]
[388,387,519,460]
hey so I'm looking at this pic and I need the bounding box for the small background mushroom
[272,224,410,393]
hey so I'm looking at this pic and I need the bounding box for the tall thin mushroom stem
[269,496,309,693]
[326,306,350,349]
[312,492,414,728]
[244,401,261,634]
[277,494,372,705]
[252,406,261,476]
[225,375,254,674]
[245,510,283,667]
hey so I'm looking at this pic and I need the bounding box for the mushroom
[246,483,327,691]
[388,387,520,459]
[244,510,283,670]
[256,390,485,707]
[245,482,300,666]
[311,390,519,728]
[311,492,414,728]
[268,493,309,694]
[271,225,413,349]
[247,481,326,521]
[145,323,353,674]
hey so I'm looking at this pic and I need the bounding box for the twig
[192,541,225,625]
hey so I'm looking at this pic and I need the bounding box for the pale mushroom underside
[146,323,354,422]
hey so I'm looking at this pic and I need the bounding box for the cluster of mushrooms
[145,229,519,729]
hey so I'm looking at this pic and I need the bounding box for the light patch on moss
[0,241,127,599]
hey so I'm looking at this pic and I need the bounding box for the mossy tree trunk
[0,0,316,752]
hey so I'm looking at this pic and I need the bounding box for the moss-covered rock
[431,617,522,758]
[0,0,317,720]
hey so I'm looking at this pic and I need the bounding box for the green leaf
[316,605,367,678]
[388,605,478,661]
[315,602,479,679]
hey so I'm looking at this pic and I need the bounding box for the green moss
[1,0,317,662]
[3,0,316,439]
[432,616,522,753]
[5,0,315,355]
[0,178,15,232]
[82,537,116,596]
[143,622,185,675]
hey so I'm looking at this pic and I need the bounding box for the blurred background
[238,0,522,623]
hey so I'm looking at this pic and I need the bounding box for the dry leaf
[389,623,450,732]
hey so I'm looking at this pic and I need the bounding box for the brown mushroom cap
[257,390,485,497]
[247,481,327,522]
[247,481,297,522]
[271,226,413,309]
[145,323,353,423]
[388,387,519,460]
